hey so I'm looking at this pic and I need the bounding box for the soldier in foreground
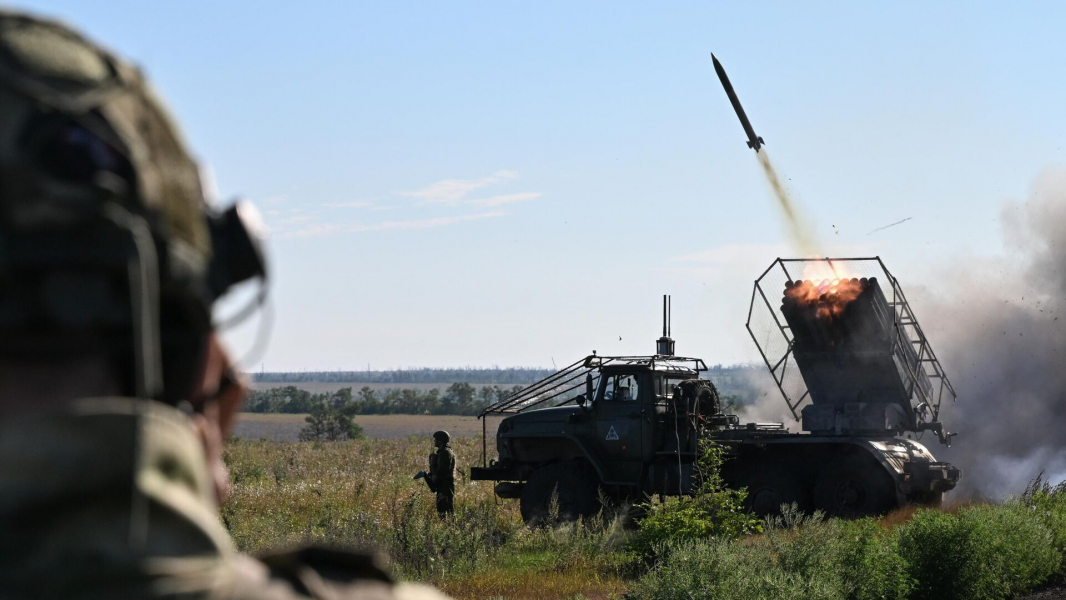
[429,430,456,516]
[0,10,447,599]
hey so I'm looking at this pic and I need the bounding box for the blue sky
[19,2,1066,369]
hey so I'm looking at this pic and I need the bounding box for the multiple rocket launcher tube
[780,276,931,418]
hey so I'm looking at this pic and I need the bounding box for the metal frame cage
[746,257,957,426]
[479,354,707,417]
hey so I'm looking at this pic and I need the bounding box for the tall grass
[629,507,911,600]
[222,438,628,598]
[632,500,1065,600]
[224,437,1066,599]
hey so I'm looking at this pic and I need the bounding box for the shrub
[628,535,846,600]
[831,518,912,600]
[298,407,364,441]
[1022,473,1066,577]
[898,505,1059,600]
[632,506,912,600]
[632,442,761,558]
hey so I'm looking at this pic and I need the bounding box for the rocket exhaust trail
[712,53,820,254]
[755,150,819,254]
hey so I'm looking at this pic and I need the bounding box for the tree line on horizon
[245,364,765,417]
[244,382,523,417]
[248,367,554,385]
[246,364,764,391]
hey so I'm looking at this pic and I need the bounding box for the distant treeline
[244,383,522,417]
[249,368,554,385]
[244,364,767,416]
[248,364,763,391]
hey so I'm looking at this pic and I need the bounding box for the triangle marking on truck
[606,426,619,441]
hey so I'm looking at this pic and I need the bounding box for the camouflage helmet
[0,10,210,264]
[0,10,265,400]
[433,430,450,445]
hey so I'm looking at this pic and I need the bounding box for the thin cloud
[466,192,542,207]
[271,213,316,224]
[281,211,505,238]
[398,170,521,205]
[280,223,343,238]
[362,210,505,231]
[322,200,376,209]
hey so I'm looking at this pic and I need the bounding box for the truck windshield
[601,374,639,402]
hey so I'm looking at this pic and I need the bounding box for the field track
[233,413,504,442]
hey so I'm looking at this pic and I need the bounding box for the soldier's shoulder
[227,547,452,600]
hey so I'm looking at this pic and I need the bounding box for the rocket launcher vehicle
[748,258,956,445]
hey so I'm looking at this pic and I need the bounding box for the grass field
[233,413,505,442]
[222,433,1066,599]
[223,434,630,599]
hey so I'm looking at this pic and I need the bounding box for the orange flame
[784,278,865,321]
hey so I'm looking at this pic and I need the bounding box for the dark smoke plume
[918,168,1066,499]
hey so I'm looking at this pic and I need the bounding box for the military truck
[471,258,960,523]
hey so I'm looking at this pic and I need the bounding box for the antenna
[662,295,668,337]
[656,294,675,356]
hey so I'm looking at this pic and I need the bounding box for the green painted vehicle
[472,258,961,524]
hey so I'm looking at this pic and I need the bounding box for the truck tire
[813,461,896,518]
[738,466,809,517]
[520,462,601,526]
[677,380,720,416]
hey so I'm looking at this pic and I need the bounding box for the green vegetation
[632,509,912,600]
[223,435,1066,599]
[632,442,761,558]
[243,364,765,416]
[222,437,630,599]
[244,383,525,416]
[298,406,364,441]
[250,367,555,385]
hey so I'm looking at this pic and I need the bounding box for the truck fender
[502,433,613,484]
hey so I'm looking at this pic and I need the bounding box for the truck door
[595,373,646,474]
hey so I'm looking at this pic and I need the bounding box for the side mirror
[575,394,587,408]
[585,373,594,401]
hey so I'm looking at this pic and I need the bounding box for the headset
[0,62,268,405]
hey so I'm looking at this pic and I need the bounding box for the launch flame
[784,278,865,321]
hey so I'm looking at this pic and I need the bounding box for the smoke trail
[917,168,1066,498]
[756,150,820,255]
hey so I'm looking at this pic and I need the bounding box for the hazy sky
[19,2,1066,370]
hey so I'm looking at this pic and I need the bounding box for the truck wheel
[738,467,808,517]
[813,463,896,518]
[520,462,601,526]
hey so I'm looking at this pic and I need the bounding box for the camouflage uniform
[429,432,456,516]
[0,398,448,600]
[0,10,450,600]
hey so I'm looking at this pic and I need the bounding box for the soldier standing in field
[429,430,456,516]
[0,9,448,599]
